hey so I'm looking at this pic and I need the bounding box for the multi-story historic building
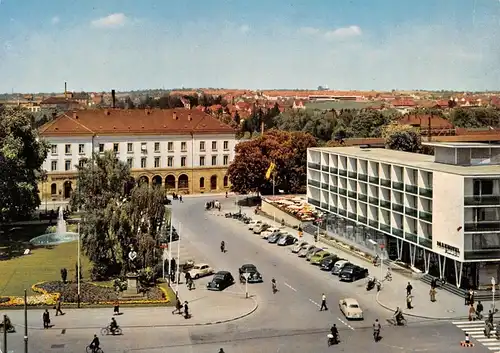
[38,108,237,201]
[307,142,500,290]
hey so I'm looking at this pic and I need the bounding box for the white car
[339,298,364,320]
[292,241,308,253]
[248,220,262,230]
[188,263,214,279]
[261,227,282,239]
[253,223,269,234]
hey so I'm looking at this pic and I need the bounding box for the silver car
[298,245,316,257]
[292,241,308,253]
[305,247,323,261]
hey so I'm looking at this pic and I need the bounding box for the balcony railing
[369,176,379,185]
[392,228,404,238]
[405,185,418,194]
[464,195,500,206]
[358,216,367,224]
[419,211,432,222]
[322,165,329,172]
[348,212,357,220]
[329,185,338,193]
[358,173,368,181]
[381,179,391,187]
[405,232,418,243]
[464,222,500,232]
[338,188,347,196]
[330,167,338,174]
[419,187,433,198]
[392,181,404,191]
[321,202,329,210]
[339,169,347,176]
[392,203,404,213]
[308,198,320,207]
[369,219,379,228]
[358,194,367,202]
[321,183,329,190]
[419,237,432,249]
[405,207,418,218]
[348,171,357,179]
[380,224,391,234]
[308,162,320,170]
[308,179,320,187]
[348,191,357,199]
[338,209,347,216]
[369,197,379,205]
[380,200,391,209]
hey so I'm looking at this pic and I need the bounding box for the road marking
[284,282,297,292]
[309,299,320,306]
[337,317,355,330]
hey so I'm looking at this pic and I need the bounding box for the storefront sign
[436,241,460,257]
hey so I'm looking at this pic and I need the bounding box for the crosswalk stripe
[451,320,500,351]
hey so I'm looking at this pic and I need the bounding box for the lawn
[0,241,91,297]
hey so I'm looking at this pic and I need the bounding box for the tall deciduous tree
[0,106,48,224]
[383,122,422,153]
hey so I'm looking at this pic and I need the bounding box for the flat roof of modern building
[309,146,500,176]
[423,142,500,149]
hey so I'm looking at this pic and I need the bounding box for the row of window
[51,155,230,171]
[51,140,231,155]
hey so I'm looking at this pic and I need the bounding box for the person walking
[42,309,50,329]
[468,304,475,321]
[184,301,190,319]
[320,293,328,311]
[406,282,413,296]
[469,289,475,306]
[113,300,120,315]
[429,287,436,302]
[55,298,64,316]
[406,294,413,309]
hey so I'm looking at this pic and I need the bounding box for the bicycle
[100,326,122,335]
[389,317,407,326]
[86,345,104,353]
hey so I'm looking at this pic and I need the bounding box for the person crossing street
[320,293,328,311]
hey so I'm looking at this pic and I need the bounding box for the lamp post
[243,273,250,298]
[175,222,182,296]
[492,277,496,311]
[24,289,28,353]
[77,223,81,308]
[2,314,7,353]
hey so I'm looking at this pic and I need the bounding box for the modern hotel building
[307,143,500,289]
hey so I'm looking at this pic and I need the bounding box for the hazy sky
[1,0,499,93]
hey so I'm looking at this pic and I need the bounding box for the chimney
[64,82,67,99]
[173,111,177,120]
[111,89,116,109]
[188,113,192,121]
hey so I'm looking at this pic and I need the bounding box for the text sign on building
[436,241,460,257]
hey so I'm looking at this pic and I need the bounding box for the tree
[0,107,48,224]
[450,108,480,128]
[383,122,422,153]
[348,111,391,138]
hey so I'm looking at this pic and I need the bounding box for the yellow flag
[265,162,276,180]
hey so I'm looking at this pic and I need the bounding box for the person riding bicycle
[330,324,339,340]
[394,306,404,325]
[90,334,100,352]
[1,315,12,332]
[271,278,277,292]
[220,241,225,253]
[109,317,118,334]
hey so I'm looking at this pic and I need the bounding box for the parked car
[339,265,369,282]
[310,251,332,265]
[188,263,214,279]
[239,264,263,283]
[331,260,351,275]
[306,247,324,261]
[277,234,297,246]
[248,220,262,230]
[267,232,284,243]
[339,298,364,320]
[253,223,270,234]
[292,241,308,253]
[261,227,282,239]
[320,255,343,271]
[298,245,316,257]
[207,271,234,291]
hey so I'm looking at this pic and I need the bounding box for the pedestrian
[468,304,475,321]
[429,287,436,302]
[42,309,50,329]
[320,293,328,311]
[184,301,190,319]
[406,282,413,296]
[477,301,484,319]
[469,289,475,306]
[55,298,64,316]
[406,294,413,309]
[430,278,437,289]
[179,195,183,203]
[113,300,120,315]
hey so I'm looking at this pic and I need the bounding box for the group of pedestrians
[42,298,65,329]
[173,297,191,319]
[205,200,221,211]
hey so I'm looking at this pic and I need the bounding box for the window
[200,177,205,188]
[127,158,133,168]
[154,142,160,152]
[223,155,229,165]
[212,156,217,166]
[223,175,229,187]
[99,144,104,153]
[181,142,187,152]
[200,141,205,151]
[200,156,205,166]
[127,143,133,153]
[65,144,71,154]
[79,144,85,154]
[212,141,217,151]
[78,159,85,168]
[51,145,57,154]
[65,160,71,171]
[141,142,147,153]
[167,157,173,167]
[50,183,57,195]
[51,161,57,171]
[181,156,187,167]
[167,142,174,152]
[154,157,160,168]
[113,143,119,153]
[223,141,229,150]
[141,157,147,168]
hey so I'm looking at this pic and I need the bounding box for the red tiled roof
[398,114,454,129]
[39,108,236,136]
[392,99,416,107]
[40,97,78,105]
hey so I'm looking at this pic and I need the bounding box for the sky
[0,0,500,93]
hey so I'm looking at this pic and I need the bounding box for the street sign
[162,248,169,261]
[380,244,385,249]
[160,243,168,249]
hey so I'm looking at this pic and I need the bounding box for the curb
[12,295,259,331]
[375,290,468,321]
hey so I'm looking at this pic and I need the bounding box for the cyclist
[89,334,100,353]
[271,278,277,293]
[109,317,118,334]
[393,306,404,325]
[330,324,339,342]
[220,241,225,253]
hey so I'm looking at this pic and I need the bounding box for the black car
[339,265,369,282]
[277,234,298,246]
[267,232,283,243]
[207,271,235,291]
[319,255,342,271]
[239,264,263,283]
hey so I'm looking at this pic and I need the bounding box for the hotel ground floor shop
[315,208,500,291]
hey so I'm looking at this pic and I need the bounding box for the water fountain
[30,207,79,245]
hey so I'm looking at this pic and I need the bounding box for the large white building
[39,108,237,200]
[307,143,500,290]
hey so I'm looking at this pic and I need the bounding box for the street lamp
[492,277,496,311]
[243,273,250,298]
[77,223,81,308]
